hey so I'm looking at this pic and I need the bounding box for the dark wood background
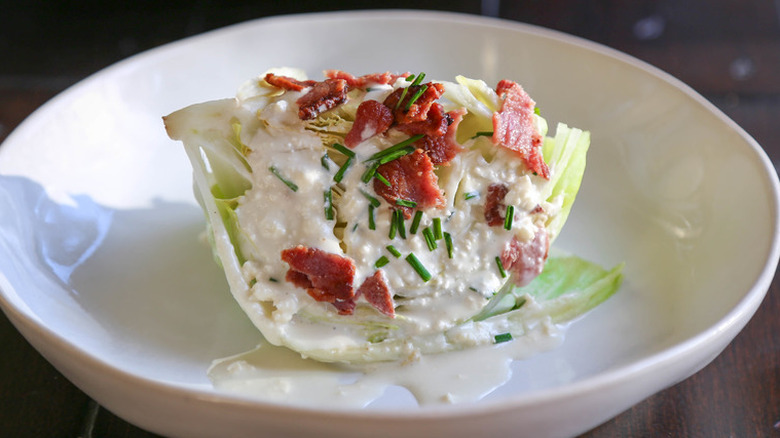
[1,1,778,436]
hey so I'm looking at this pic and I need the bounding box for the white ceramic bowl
[0,10,777,438]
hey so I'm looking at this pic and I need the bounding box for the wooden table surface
[1,1,778,436]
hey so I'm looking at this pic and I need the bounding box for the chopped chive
[366,134,424,162]
[504,205,515,230]
[423,227,437,251]
[464,191,479,200]
[375,172,391,187]
[396,198,417,208]
[332,143,355,158]
[269,277,279,283]
[405,253,432,282]
[333,156,353,183]
[321,154,331,170]
[469,286,479,293]
[361,161,381,183]
[410,210,423,234]
[386,245,402,258]
[378,146,415,165]
[268,166,298,192]
[444,232,453,258]
[374,255,390,268]
[494,333,513,344]
[324,189,334,220]
[395,86,410,110]
[534,106,541,115]
[368,204,376,230]
[395,209,406,239]
[352,222,359,232]
[471,131,494,139]
[360,189,381,208]
[432,217,443,240]
[389,211,398,239]
[394,73,425,110]
[404,84,428,111]
[495,256,507,278]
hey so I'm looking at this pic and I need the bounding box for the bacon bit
[501,227,550,287]
[395,102,449,138]
[281,246,357,314]
[374,149,445,218]
[344,100,394,148]
[383,82,445,125]
[263,73,317,92]
[404,107,465,166]
[485,183,509,226]
[356,270,394,317]
[296,78,349,120]
[324,70,410,89]
[492,79,550,179]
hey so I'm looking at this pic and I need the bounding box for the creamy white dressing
[208,305,564,408]
[169,71,556,363]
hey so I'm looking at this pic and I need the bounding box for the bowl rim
[1,7,778,422]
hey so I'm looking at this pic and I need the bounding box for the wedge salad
[164,68,623,363]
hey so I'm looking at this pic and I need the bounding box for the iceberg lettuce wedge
[165,70,623,363]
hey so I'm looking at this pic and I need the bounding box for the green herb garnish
[405,253,432,282]
[432,217,443,240]
[396,198,417,208]
[410,210,423,234]
[504,205,514,230]
[375,172,391,187]
[321,154,331,170]
[423,227,437,251]
[361,160,381,183]
[404,84,428,111]
[494,333,513,344]
[495,256,507,278]
[324,189,334,220]
[332,143,355,158]
[386,245,401,258]
[368,204,376,230]
[395,209,406,239]
[366,135,424,162]
[389,211,398,239]
[444,232,453,259]
[471,131,494,139]
[268,166,298,192]
[360,189,381,208]
[464,191,479,200]
[333,156,353,183]
[375,255,390,268]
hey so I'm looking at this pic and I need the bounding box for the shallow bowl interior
[0,10,776,438]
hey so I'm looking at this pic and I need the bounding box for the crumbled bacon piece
[296,78,349,120]
[400,107,465,165]
[374,149,445,218]
[324,70,410,88]
[344,100,393,148]
[501,227,550,287]
[383,82,446,125]
[356,270,394,317]
[263,73,317,92]
[395,102,449,138]
[492,80,550,179]
[485,183,509,226]
[281,246,356,314]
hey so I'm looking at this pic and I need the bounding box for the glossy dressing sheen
[208,317,563,408]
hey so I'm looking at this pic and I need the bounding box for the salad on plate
[164,68,623,364]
